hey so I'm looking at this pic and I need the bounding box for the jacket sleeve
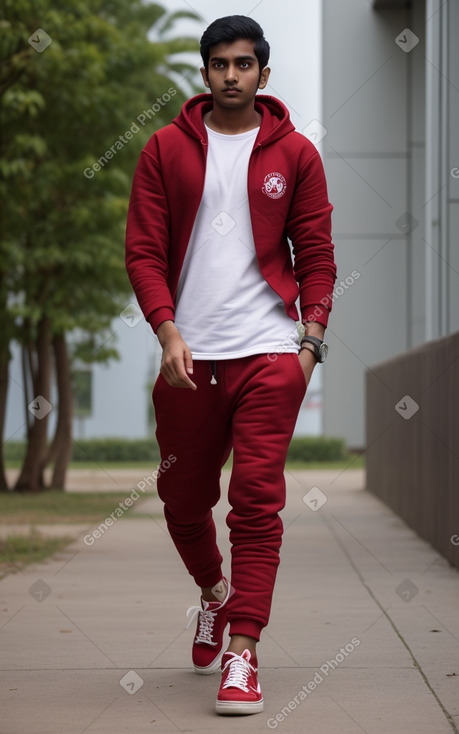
[286,146,336,328]
[125,136,175,332]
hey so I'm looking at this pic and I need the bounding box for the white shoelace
[186,605,218,646]
[221,652,253,692]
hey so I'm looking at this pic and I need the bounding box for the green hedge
[2,439,160,463]
[287,436,348,462]
[3,442,27,462]
[71,438,161,462]
[3,436,347,464]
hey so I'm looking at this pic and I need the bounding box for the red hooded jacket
[125,94,336,332]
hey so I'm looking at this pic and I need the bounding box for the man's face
[201,38,270,109]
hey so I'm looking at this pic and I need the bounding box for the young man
[125,15,336,716]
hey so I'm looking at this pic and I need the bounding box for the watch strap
[300,336,323,349]
[300,336,327,363]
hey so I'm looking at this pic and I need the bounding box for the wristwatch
[300,336,328,363]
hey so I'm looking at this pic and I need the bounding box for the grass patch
[0,529,75,578]
[0,490,152,525]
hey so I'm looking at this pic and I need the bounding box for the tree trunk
[45,333,73,490]
[21,325,33,433]
[0,274,13,493]
[0,345,10,492]
[14,317,52,493]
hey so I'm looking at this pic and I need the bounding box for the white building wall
[425,0,459,339]
[448,0,459,327]
[321,0,458,448]
[321,1,415,447]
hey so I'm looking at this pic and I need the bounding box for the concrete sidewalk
[1,468,458,733]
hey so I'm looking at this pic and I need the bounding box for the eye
[240,61,250,69]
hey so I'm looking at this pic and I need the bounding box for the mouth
[222,88,241,95]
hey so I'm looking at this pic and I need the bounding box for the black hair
[200,15,270,74]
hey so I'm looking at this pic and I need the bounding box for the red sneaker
[186,578,230,675]
[216,648,263,715]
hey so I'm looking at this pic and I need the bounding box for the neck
[204,104,261,135]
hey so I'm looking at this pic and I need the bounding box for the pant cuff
[193,568,224,589]
[229,619,263,642]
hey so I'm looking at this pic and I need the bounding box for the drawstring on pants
[210,361,217,385]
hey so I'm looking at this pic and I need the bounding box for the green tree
[0,0,201,492]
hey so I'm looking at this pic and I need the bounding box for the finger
[182,348,197,389]
[161,358,197,390]
[175,364,197,390]
[184,348,194,376]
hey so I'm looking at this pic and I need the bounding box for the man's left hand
[298,346,317,388]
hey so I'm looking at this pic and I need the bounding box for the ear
[258,66,270,90]
[200,67,210,88]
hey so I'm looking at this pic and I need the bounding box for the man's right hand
[156,320,197,389]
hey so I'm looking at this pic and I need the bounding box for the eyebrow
[209,55,257,63]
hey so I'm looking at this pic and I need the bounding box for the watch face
[319,343,328,363]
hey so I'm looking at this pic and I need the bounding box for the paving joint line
[322,512,459,734]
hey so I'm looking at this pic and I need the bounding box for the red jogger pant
[152,352,306,641]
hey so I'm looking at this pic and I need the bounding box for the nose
[225,64,238,84]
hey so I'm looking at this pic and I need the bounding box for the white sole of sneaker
[193,650,224,675]
[215,699,264,715]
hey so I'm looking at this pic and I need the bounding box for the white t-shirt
[174,124,299,359]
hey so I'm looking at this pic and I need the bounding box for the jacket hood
[172,93,295,146]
